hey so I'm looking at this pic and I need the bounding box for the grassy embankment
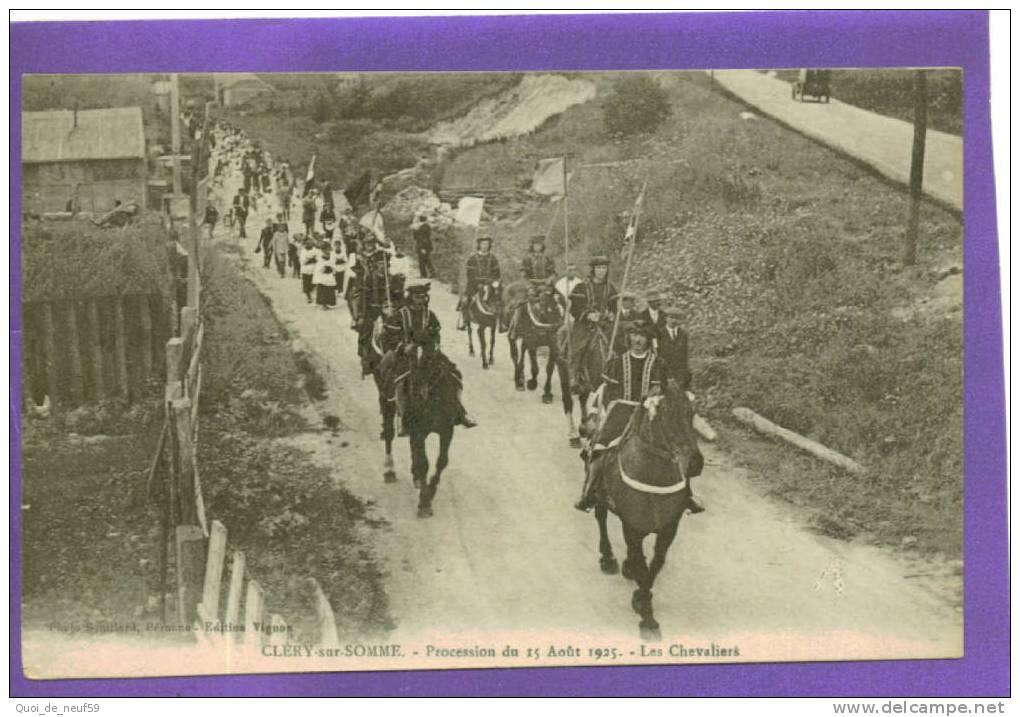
[197,245,391,641]
[434,72,963,557]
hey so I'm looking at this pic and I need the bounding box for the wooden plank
[137,294,154,381]
[87,300,105,399]
[174,524,206,626]
[145,420,169,500]
[269,615,288,647]
[224,551,246,636]
[190,365,202,429]
[181,306,198,347]
[172,398,198,524]
[113,296,130,399]
[200,520,228,622]
[41,302,59,408]
[165,337,184,385]
[244,580,265,651]
[309,578,340,649]
[186,322,204,398]
[65,301,85,405]
[732,406,866,475]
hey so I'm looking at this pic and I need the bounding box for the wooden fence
[22,293,171,408]
[147,176,339,655]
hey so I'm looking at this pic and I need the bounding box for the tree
[602,76,672,136]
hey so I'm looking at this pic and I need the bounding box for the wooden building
[22,106,148,214]
[214,73,274,107]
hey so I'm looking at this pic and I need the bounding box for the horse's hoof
[569,437,582,449]
[483,363,489,370]
[527,379,538,391]
[383,470,397,484]
[542,394,554,404]
[417,506,433,518]
[412,476,422,489]
[515,384,526,392]
[639,623,662,642]
[599,556,619,575]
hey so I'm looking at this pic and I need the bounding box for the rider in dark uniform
[383,280,477,433]
[567,255,619,391]
[460,235,501,328]
[520,235,557,282]
[575,319,662,512]
[351,233,392,375]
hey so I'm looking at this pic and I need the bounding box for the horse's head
[634,383,703,479]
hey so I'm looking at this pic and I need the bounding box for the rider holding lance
[567,255,619,391]
[351,232,392,375]
[460,235,501,329]
[383,280,478,432]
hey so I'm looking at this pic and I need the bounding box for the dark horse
[394,344,460,517]
[464,281,500,370]
[557,319,611,448]
[588,384,704,640]
[506,286,572,409]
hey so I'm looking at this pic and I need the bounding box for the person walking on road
[272,219,290,278]
[313,242,338,310]
[412,214,435,278]
[202,204,219,240]
[232,188,250,239]
[256,217,275,269]
[299,236,318,303]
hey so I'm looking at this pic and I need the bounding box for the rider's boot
[687,494,706,514]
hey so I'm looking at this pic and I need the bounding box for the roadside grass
[197,247,392,640]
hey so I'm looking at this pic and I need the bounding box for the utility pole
[904,69,928,266]
[170,73,183,196]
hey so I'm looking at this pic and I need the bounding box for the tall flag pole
[607,179,648,357]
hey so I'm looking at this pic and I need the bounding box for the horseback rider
[460,235,501,329]
[520,235,557,283]
[567,256,619,392]
[350,232,393,375]
[384,280,478,433]
[575,319,662,512]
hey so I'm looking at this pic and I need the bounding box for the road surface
[709,70,963,211]
[222,179,962,670]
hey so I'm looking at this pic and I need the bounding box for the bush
[602,75,672,136]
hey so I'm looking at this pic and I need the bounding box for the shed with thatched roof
[22,106,148,214]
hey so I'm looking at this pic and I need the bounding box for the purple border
[10,11,1006,697]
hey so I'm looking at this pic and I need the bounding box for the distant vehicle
[792,69,832,103]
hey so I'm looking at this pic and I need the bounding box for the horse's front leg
[622,523,660,641]
[541,344,556,404]
[424,427,453,515]
[526,346,539,391]
[511,338,525,391]
[488,320,496,366]
[410,432,429,503]
[466,318,475,356]
[595,504,618,574]
[478,325,489,369]
[382,402,397,484]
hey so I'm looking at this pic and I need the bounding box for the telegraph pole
[170,73,183,196]
[903,69,928,266]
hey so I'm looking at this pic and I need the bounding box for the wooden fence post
[87,300,105,399]
[165,337,184,401]
[65,302,85,405]
[198,520,228,626]
[171,397,205,625]
[172,397,198,524]
[224,551,246,637]
[41,302,59,408]
[113,296,130,399]
[137,295,154,382]
[244,580,265,653]
[174,524,206,626]
[310,578,340,649]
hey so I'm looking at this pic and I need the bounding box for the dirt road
[707,70,963,211]
[226,180,961,669]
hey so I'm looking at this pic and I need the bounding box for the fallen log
[732,406,866,475]
[693,415,717,442]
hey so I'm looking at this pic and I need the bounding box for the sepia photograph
[10,10,1005,699]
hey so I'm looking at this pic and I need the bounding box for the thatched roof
[22,107,146,164]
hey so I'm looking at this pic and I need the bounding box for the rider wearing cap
[384,280,478,433]
[575,318,663,512]
[460,235,501,329]
[351,232,392,375]
[566,256,619,392]
[520,235,557,283]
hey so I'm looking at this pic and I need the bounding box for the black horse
[558,319,611,448]
[393,344,460,517]
[586,383,704,640]
[465,281,501,370]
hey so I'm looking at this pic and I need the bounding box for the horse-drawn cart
[791,69,832,103]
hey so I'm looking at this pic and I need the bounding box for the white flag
[455,196,485,227]
[305,154,316,183]
[532,157,566,196]
[360,210,386,241]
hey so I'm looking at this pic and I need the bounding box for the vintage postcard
[11,11,1005,697]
